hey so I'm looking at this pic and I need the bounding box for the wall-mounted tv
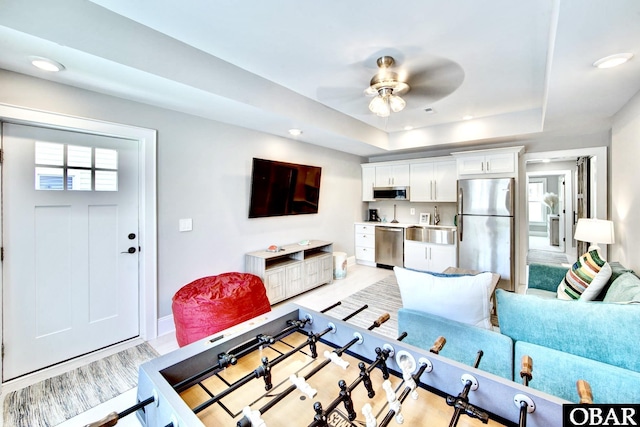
[248,158,322,218]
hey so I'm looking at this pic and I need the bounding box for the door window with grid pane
[528,178,547,223]
[35,141,118,191]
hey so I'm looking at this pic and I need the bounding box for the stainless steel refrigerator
[457,178,515,291]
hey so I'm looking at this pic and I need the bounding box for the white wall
[0,70,366,318]
[611,90,640,272]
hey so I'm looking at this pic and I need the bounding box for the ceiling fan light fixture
[369,95,391,117]
[388,94,406,113]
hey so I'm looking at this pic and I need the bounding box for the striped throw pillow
[557,250,612,300]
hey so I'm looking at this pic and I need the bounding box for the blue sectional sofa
[398,262,640,403]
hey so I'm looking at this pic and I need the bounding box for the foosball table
[131,303,566,427]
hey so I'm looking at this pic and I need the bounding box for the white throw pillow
[394,267,496,329]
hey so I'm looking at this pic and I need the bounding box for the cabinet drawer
[355,246,375,262]
[355,224,375,234]
[355,233,375,247]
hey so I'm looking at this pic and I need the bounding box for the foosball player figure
[254,356,272,391]
[338,379,357,421]
[374,347,391,380]
[313,402,328,427]
[359,361,376,398]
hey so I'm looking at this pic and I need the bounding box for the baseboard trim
[157,314,175,337]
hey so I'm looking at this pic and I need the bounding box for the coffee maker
[368,209,381,222]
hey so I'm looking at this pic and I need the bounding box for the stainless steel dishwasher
[375,226,404,268]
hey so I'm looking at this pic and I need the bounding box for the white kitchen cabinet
[354,224,375,266]
[404,240,457,273]
[453,147,523,177]
[409,159,457,202]
[361,164,376,201]
[375,163,410,187]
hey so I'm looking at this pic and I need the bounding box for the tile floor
[54,264,392,426]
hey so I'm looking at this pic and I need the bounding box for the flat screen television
[248,158,322,218]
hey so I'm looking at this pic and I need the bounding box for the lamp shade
[574,218,615,246]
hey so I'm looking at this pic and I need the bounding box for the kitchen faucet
[434,205,440,225]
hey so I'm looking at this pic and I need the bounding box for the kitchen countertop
[355,221,456,230]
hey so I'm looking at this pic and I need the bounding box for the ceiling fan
[364,56,411,117]
[361,54,465,119]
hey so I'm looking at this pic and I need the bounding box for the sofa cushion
[496,289,640,373]
[603,272,640,303]
[527,263,568,292]
[398,308,513,380]
[515,341,640,403]
[593,261,635,300]
[557,250,611,301]
[525,288,556,299]
[394,267,496,329]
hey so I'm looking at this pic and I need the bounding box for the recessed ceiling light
[288,128,303,136]
[30,56,65,72]
[593,53,633,69]
[542,159,551,163]
[462,115,474,120]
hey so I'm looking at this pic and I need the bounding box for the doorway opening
[522,147,608,275]
[526,169,572,266]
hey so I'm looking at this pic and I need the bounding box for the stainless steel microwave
[372,186,410,200]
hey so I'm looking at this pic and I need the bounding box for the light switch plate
[410,208,415,215]
[179,218,193,232]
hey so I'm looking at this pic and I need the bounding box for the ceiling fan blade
[316,86,371,115]
[402,57,466,105]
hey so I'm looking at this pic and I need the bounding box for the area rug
[527,249,569,265]
[324,274,401,339]
[3,342,158,427]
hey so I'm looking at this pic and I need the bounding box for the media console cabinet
[245,240,333,304]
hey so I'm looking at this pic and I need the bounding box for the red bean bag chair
[172,272,271,347]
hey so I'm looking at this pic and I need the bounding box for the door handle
[121,247,137,254]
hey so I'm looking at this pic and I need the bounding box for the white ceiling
[0,0,639,157]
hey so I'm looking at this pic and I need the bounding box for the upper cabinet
[375,163,410,187]
[409,159,457,202]
[361,147,524,202]
[452,146,524,178]
[361,164,376,202]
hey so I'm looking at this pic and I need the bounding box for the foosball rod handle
[84,396,155,427]
[520,355,533,387]
[368,312,390,330]
[430,336,446,354]
[84,412,118,427]
[577,379,593,404]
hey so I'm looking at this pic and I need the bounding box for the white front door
[2,123,140,380]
